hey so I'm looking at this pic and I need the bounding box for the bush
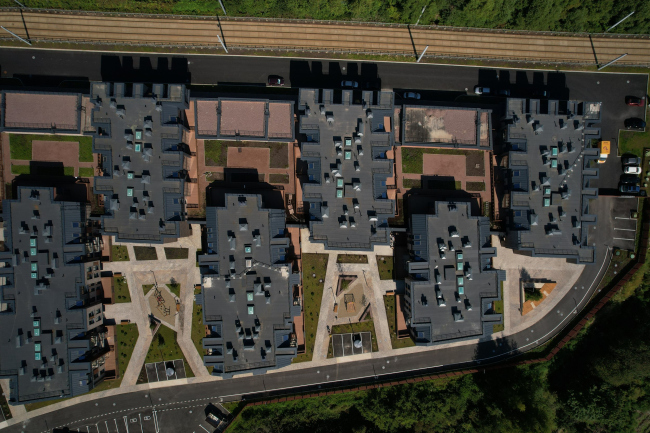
[525,288,544,302]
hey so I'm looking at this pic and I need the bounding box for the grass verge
[384,295,415,349]
[293,254,328,363]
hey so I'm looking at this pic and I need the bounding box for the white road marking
[139,413,144,433]
[614,228,636,231]
[105,420,110,432]
[613,237,635,241]
[199,425,210,433]
[115,418,120,433]
[123,416,130,433]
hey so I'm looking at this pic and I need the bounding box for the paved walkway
[102,226,208,384]
[3,10,650,66]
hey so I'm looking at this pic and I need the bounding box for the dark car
[267,75,285,87]
[473,86,490,95]
[341,80,359,88]
[620,175,640,185]
[625,118,646,130]
[498,89,511,96]
[620,184,641,194]
[626,96,646,107]
[623,156,642,165]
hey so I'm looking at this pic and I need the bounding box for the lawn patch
[79,141,94,162]
[143,284,155,296]
[466,181,486,191]
[79,167,95,177]
[269,173,290,184]
[328,320,378,357]
[145,325,195,378]
[493,323,505,333]
[493,282,504,314]
[384,295,415,349]
[64,167,75,176]
[86,323,140,395]
[191,286,212,373]
[403,178,421,189]
[336,254,368,264]
[134,246,158,261]
[164,247,189,260]
[11,164,30,175]
[204,140,227,166]
[377,256,394,280]
[9,134,32,160]
[166,283,181,298]
[293,254,328,363]
[619,111,649,157]
[114,275,131,303]
[401,147,484,176]
[111,245,130,261]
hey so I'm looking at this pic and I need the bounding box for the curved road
[0,48,642,432]
[1,9,650,65]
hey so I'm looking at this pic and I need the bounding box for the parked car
[341,80,359,88]
[267,75,284,87]
[625,96,646,107]
[620,175,640,185]
[474,86,490,95]
[531,89,548,98]
[625,118,647,130]
[623,156,642,165]
[620,184,641,194]
[624,166,642,175]
[498,89,511,96]
[403,92,421,99]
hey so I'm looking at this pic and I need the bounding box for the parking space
[145,359,187,383]
[331,332,372,357]
[611,197,638,251]
[66,408,158,433]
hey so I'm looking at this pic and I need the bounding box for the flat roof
[506,98,600,263]
[3,92,80,131]
[407,201,501,344]
[0,187,99,403]
[90,82,189,243]
[200,194,295,376]
[298,88,396,250]
[402,106,492,149]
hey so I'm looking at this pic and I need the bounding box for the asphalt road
[0,48,643,432]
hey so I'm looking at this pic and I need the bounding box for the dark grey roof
[405,201,503,346]
[199,194,296,377]
[298,88,396,250]
[90,82,191,243]
[0,187,107,405]
[505,98,600,263]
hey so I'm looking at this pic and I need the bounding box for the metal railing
[197,129,218,136]
[225,359,275,373]
[4,122,77,130]
[268,132,293,139]
[205,315,223,322]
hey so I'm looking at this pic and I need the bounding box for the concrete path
[0,379,25,419]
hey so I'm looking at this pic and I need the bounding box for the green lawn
[134,246,158,261]
[336,254,368,263]
[64,167,74,176]
[11,164,30,175]
[269,173,290,184]
[384,295,415,349]
[145,325,194,377]
[493,323,505,333]
[493,282,504,314]
[401,147,466,174]
[114,275,131,303]
[79,141,94,162]
[376,256,394,280]
[167,283,181,298]
[111,245,130,261]
[293,254,328,363]
[191,286,212,373]
[79,167,95,177]
[402,178,421,189]
[164,247,189,260]
[204,140,227,166]
[89,323,140,394]
[466,181,486,191]
[204,140,289,168]
[9,134,32,160]
[143,284,155,296]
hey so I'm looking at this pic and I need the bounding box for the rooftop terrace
[402,106,492,149]
[2,91,81,132]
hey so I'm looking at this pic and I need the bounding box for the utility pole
[217,34,228,53]
[415,5,426,26]
[218,0,227,16]
[606,11,634,32]
[598,53,628,70]
[1,26,30,45]
[416,45,429,63]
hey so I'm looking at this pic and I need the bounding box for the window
[513,183,521,190]
[543,198,551,207]
[379,152,386,158]
[30,248,37,256]
[513,170,520,176]
[72,222,79,228]
[457,262,463,271]
[247,306,254,315]
[127,172,134,180]
[278,228,285,235]
[336,189,343,198]
[414,241,420,246]
[417,331,425,339]
[308,163,314,169]
[308,174,315,181]
[127,187,133,197]
[544,186,551,195]
[458,286,465,295]
[244,246,252,254]
[310,203,316,209]
[247,292,254,302]
[514,211,522,217]
[381,181,386,186]
[30,238,36,247]
[336,178,344,188]
[344,151,352,160]
[380,192,387,199]
[173,198,180,204]
[31,263,38,272]
[135,143,142,152]
[207,242,213,248]
[551,159,558,168]
[34,328,40,337]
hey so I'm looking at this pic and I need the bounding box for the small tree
[157,332,166,348]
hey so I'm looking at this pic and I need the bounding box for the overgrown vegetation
[8,0,650,34]
[293,254,328,363]
[134,246,158,261]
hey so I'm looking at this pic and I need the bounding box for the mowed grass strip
[293,254,328,363]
